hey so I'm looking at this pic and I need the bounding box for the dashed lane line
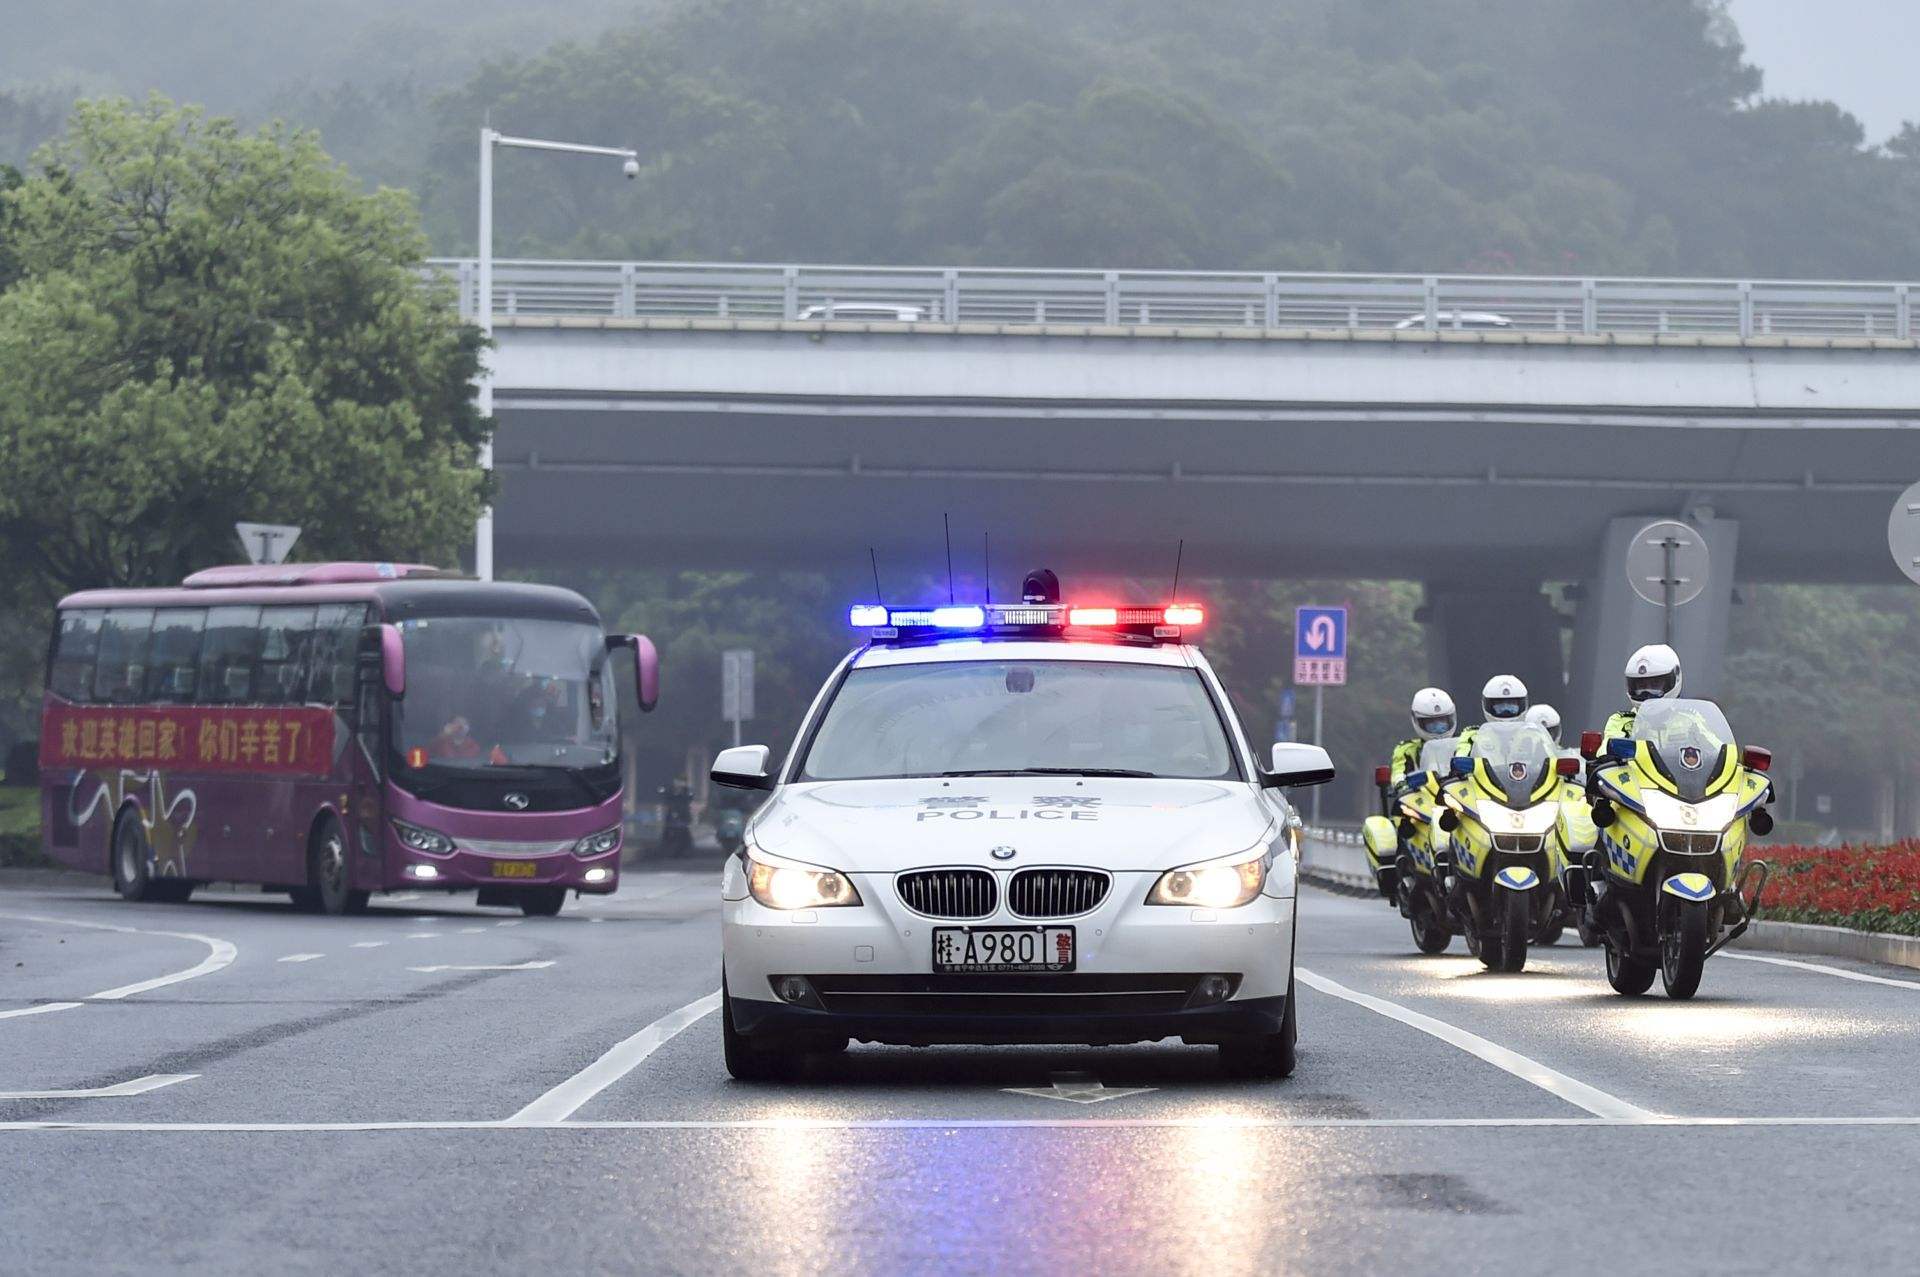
[0,1003,85,1021]
[1296,967,1659,1122]
[350,942,387,949]
[0,1074,197,1101]
[408,961,558,974]
[1722,951,1920,991]
[506,989,721,1125]
[0,913,238,1003]
[406,933,438,940]
[277,954,324,964]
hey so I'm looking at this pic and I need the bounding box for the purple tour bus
[39,562,659,916]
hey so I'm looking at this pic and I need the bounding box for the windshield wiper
[937,767,1159,779]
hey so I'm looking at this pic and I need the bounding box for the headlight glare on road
[573,827,621,856]
[1148,847,1268,908]
[747,848,861,910]
[392,819,454,855]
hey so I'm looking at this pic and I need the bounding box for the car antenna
[943,513,955,604]
[868,546,885,606]
[982,532,992,605]
[1168,538,1185,605]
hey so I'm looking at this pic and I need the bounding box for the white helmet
[1524,703,1562,745]
[1481,674,1529,722]
[1624,644,1682,702]
[1409,687,1457,740]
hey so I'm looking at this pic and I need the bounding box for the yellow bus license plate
[491,861,538,878]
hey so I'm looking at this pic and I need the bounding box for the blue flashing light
[849,605,889,627]
[932,605,986,629]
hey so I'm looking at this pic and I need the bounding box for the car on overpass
[709,573,1333,1080]
[1393,309,1514,330]
[796,301,926,322]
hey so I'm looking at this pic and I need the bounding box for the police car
[712,571,1333,1081]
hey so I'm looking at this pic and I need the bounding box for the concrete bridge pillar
[1420,585,1566,723]
[1567,513,1740,738]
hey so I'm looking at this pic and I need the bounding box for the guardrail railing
[427,257,1920,339]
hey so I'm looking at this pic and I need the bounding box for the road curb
[1734,919,1920,974]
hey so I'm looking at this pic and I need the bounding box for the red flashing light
[1373,765,1391,786]
[1579,730,1602,761]
[1068,607,1118,627]
[1163,604,1204,627]
[1742,746,1772,773]
[1556,756,1580,777]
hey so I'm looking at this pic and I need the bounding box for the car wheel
[1218,978,1297,1080]
[721,979,802,1082]
[519,887,567,917]
[311,818,370,916]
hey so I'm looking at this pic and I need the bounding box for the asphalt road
[4,865,1919,1275]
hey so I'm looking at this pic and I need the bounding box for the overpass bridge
[439,257,1920,730]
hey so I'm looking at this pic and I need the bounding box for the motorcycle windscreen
[1632,698,1735,803]
[1469,722,1557,807]
[1417,737,1461,774]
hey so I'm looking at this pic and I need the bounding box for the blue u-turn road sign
[1294,605,1348,686]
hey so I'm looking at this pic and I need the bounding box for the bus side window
[91,609,155,705]
[144,609,208,703]
[257,606,318,705]
[49,610,106,703]
[306,604,368,709]
[198,606,263,704]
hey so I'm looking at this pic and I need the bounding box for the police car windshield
[798,659,1241,782]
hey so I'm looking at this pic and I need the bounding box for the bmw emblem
[990,845,1017,861]
[503,792,531,810]
[1680,747,1702,770]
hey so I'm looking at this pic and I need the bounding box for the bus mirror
[609,634,660,713]
[379,624,405,699]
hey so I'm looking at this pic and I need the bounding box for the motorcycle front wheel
[1409,893,1451,954]
[1497,889,1530,973]
[1605,939,1658,996]
[1661,901,1710,1000]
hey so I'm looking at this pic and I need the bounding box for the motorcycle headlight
[746,848,861,910]
[392,819,454,855]
[573,827,621,856]
[1147,847,1269,909]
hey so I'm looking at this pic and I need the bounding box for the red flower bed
[1756,841,1920,936]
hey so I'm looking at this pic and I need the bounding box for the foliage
[0,96,488,599]
[1762,842,1920,937]
[0,786,48,868]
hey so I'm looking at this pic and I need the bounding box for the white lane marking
[408,961,558,974]
[588,917,605,924]
[506,990,721,1125]
[0,913,238,1002]
[406,933,438,940]
[350,942,387,949]
[1296,968,1658,1122]
[495,920,523,928]
[458,927,486,934]
[1723,951,1920,990]
[0,1073,196,1100]
[9,1114,1920,1133]
[0,1003,85,1021]
[277,954,324,964]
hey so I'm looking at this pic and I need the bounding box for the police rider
[1458,674,1529,753]
[1390,688,1458,781]
[1524,703,1563,748]
[1604,644,1681,742]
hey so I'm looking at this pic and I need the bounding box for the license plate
[932,926,1074,973]
[490,860,538,878]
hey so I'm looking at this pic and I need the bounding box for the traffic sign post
[1626,520,1709,645]
[1294,606,1349,825]
[720,649,755,748]
[1889,480,1920,586]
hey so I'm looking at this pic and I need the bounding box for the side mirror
[711,744,775,791]
[1591,798,1616,828]
[1742,746,1772,773]
[1264,742,1335,789]
[1606,737,1636,762]
[1449,755,1473,776]
[379,623,405,699]
[1437,808,1459,832]
[1556,756,1580,777]
[608,634,660,713]
[1579,730,1602,761]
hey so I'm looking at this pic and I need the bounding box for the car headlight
[1147,847,1269,909]
[746,847,861,910]
[573,827,621,856]
[392,819,454,855]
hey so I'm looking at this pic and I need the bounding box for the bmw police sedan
[712,573,1334,1081]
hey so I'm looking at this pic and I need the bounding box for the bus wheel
[519,888,567,917]
[310,818,370,916]
[111,815,159,903]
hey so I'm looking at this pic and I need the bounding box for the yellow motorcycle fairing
[1593,764,1767,888]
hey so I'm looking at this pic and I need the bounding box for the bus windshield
[393,617,616,771]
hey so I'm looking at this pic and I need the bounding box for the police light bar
[848,601,1204,642]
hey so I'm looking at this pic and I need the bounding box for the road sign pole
[1311,685,1325,826]
[1662,537,1677,645]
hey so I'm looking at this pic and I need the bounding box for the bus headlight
[1148,847,1268,909]
[746,848,861,910]
[392,819,454,855]
[573,827,621,856]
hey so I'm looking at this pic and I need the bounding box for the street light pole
[474,127,638,581]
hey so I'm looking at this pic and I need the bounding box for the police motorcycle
[1364,737,1464,954]
[1431,720,1579,972]
[1577,698,1773,999]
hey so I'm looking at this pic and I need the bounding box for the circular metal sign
[1625,520,1709,608]
[1889,480,1920,586]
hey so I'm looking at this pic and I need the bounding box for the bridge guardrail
[429,257,1919,340]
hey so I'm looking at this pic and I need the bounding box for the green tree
[0,95,488,596]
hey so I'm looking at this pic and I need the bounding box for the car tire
[721,979,802,1082]
[1218,978,1298,1080]
[111,814,160,903]
[519,887,567,917]
[310,817,370,916]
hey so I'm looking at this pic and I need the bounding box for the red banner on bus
[40,704,336,776]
